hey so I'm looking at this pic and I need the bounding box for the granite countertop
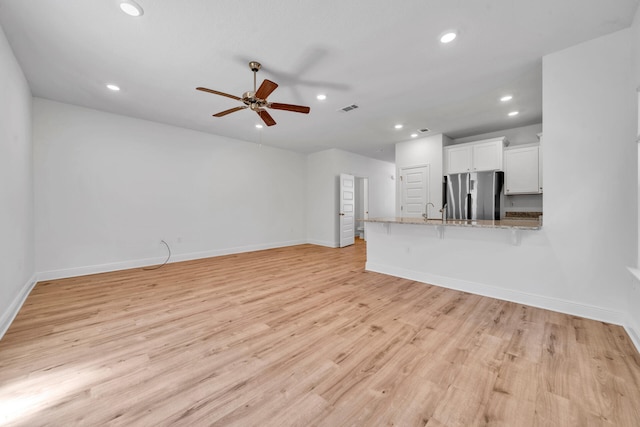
[363,216,542,230]
[504,211,543,219]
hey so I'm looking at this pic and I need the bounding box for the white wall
[307,149,395,247]
[395,134,449,216]
[0,26,34,336]
[630,5,640,344]
[368,28,639,348]
[544,27,636,320]
[636,7,640,266]
[34,99,308,278]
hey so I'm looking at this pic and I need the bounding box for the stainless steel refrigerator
[445,171,504,220]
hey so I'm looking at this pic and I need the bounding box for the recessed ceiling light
[316,94,327,101]
[255,124,263,129]
[440,32,457,44]
[119,0,144,17]
[106,84,120,91]
[508,111,519,117]
[500,95,513,102]
[394,124,403,129]
[411,133,418,138]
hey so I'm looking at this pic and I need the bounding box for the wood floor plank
[1,240,639,426]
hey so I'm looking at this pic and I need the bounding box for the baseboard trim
[624,323,640,354]
[366,261,629,330]
[0,274,38,340]
[38,239,307,281]
[625,267,640,353]
[306,239,339,248]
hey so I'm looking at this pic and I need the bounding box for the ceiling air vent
[418,128,430,133]
[338,104,359,113]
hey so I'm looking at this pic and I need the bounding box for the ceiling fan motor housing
[242,91,267,110]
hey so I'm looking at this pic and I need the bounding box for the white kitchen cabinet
[445,144,472,174]
[444,137,507,174]
[504,144,542,194]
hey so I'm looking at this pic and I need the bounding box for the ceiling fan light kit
[196,61,310,127]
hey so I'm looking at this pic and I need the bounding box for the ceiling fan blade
[255,79,278,100]
[196,87,241,101]
[213,106,248,117]
[257,109,276,126]
[269,103,311,114]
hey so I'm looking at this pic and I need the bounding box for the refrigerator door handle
[466,194,472,220]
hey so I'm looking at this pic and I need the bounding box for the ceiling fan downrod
[249,61,261,93]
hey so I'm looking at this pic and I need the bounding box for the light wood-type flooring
[1,240,639,426]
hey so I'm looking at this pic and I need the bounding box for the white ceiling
[0,1,637,162]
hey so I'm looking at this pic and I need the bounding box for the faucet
[423,202,435,219]
[440,203,448,222]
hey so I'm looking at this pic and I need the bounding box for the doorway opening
[339,174,369,248]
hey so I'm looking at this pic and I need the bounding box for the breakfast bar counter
[363,216,542,230]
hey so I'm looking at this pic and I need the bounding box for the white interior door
[339,173,355,247]
[400,165,430,218]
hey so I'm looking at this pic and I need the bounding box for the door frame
[354,176,369,240]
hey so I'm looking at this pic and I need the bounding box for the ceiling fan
[196,61,311,127]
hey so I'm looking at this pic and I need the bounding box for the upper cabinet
[445,144,472,174]
[504,143,542,195]
[444,137,508,174]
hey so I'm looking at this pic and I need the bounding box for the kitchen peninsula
[362,215,548,316]
[372,130,553,320]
